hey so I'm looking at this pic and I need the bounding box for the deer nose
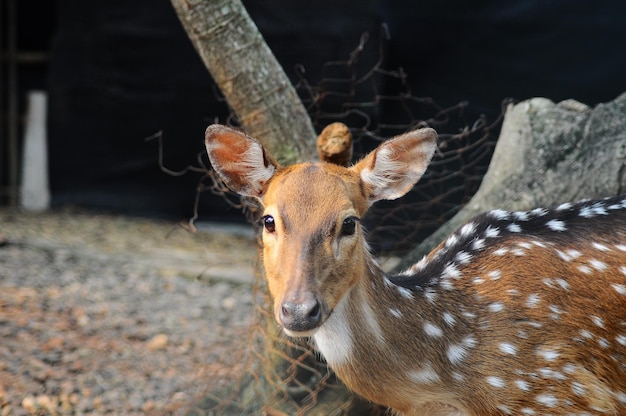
[280,299,322,333]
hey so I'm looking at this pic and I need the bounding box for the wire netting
[157,25,508,415]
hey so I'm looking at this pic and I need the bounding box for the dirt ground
[0,208,260,415]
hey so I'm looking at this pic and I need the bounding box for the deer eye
[340,217,358,236]
[262,215,276,233]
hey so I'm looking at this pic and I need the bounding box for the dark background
[2,0,625,221]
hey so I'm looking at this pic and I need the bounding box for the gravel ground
[0,208,259,415]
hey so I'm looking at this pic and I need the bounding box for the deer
[205,123,626,416]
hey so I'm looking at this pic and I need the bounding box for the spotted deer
[205,124,626,416]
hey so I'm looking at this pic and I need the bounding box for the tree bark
[170,0,316,165]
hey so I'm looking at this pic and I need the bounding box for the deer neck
[312,254,386,367]
[313,251,470,414]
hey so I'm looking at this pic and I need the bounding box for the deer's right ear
[205,124,279,198]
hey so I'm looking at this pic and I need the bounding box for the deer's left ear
[205,124,279,198]
[352,128,437,203]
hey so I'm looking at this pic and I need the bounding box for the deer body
[205,124,626,416]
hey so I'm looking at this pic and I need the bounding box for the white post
[20,90,50,211]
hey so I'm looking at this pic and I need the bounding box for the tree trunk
[170,0,316,165]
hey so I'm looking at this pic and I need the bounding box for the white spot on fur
[455,251,473,264]
[445,234,459,248]
[489,302,504,312]
[578,265,592,274]
[460,222,477,237]
[493,247,508,256]
[579,203,608,218]
[567,249,582,258]
[556,250,572,262]
[447,343,468,364]
[557,248,583,262]
[589,259,608,271]
[424,289,437,304]
[521,408,536,415]
[499,342,517,355]
[407,257,429,274]
[507,223,522,233]
[360,299,385,345]
[526,294,541,308]
[515,380,531,391]
[491,209,509,220]
[397,286,414,299]
[408,363,441,384]
[463,335,477,348]
[488,270,502,280]
[546,219,566,231]
[484,225,500,238]
[442,263,462,279]
[536,348,560,361]
[549,304,563,320]
[591,315,605,328]
[447,336,476,364]
[556,202,572,211]
[538,368,566,380]
[536,393,558,407]
[616,244,626,252]
[555,278,569,290]
[440,279,454,291]
[592,242,610,251]
[514,211,530,221]
[462,310,477,319]
[424,322,443,338]
[496,405,512,415]
[442,312,456,326]
[472,238,486,251]
[616,334,626,346]
[562,363,578,374]
[389,308,402,318]
[613,283,626,295]
[486,376,505,388]
[580,329,594,339]
[572,381,586,396]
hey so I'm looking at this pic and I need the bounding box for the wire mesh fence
[157,26,507,415]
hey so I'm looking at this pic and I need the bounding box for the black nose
[280,299,322,333]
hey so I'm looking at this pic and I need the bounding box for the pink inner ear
[207,130,249,162]
[205,125,277,197]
